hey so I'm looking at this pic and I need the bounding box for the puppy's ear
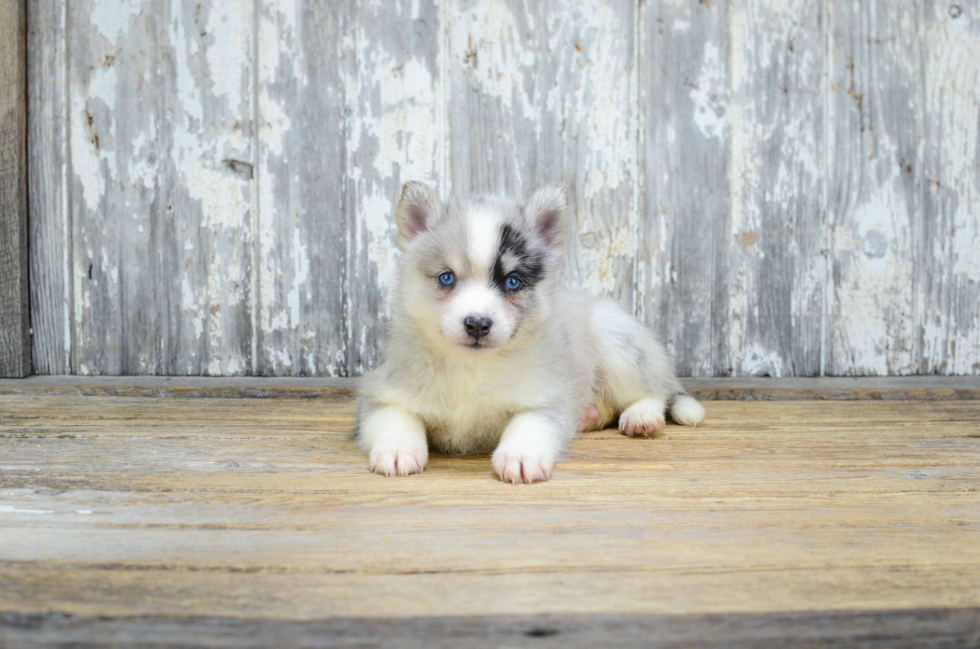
[395,181,441,249]
[525,184,570,248]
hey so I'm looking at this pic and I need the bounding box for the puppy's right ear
[395,181,441,249]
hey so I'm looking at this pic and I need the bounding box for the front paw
[491,442,555,484]
[368,446,428,477]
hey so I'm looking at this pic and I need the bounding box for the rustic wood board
[64,0,255,375]
[1,375,979,400]
[919,0,980,375]
[640,0,732,377]
[1,394,978,646]
[253,0,348,377]
[26,0,70,376]
[827,0,922,375]
[3,608,980,649]
[0,0,30,378]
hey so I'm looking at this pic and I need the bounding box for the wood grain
[827,0,922,375]
[4,608,980,649]
[919,0,980,375]
[27,0,70,375]
[254,0,348,376]
[0,394,978,638]
[726,0,825,377]
[22,0,980,378]
[66,0,254,375]
[639,0,731,377]
[0,0,30,378]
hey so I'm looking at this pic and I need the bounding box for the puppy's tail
[668,392,705,427]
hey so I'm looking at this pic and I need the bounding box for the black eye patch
[491,224,546,292]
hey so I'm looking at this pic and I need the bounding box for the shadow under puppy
[356,181,705,484]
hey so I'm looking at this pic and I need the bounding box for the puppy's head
[394,181,569,355]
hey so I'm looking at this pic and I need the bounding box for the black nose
[463,315,493,340]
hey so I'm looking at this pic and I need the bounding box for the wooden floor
[1,380,979,647]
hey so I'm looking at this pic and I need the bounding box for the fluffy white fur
[357,182,705,484]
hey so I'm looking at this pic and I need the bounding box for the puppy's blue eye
[438,271,455,287]
[505,275,522,291]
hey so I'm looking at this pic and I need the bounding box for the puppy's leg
[357,405,428,477]
[492,411,566,484]
[589,300,705,435]
[619,397,667,437]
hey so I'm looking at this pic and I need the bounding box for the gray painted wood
[0,0,30,378]
[22,0,980,377]
[254,0,347,376]
[639,0,732,377]
[67,0,254,375]
[725,0,826,377]
[919,0,980,375]
[827,0,923,375]
[3,607,980,649]
[27,0,69,375]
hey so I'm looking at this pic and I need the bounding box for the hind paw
[619,398,667,438]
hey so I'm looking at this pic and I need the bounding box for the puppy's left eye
[505,275,522,291]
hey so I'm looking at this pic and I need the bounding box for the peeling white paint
[690,42,729,141]
[90,0,143,43]
[71,65,117,212]
[578,225,632,295]
[452,2,537,116]
[920,4,980,373]
[741,343,786,377]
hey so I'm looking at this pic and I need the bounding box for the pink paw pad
[579,404,602,432]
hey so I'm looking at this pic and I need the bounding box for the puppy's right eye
[438,271,456,287]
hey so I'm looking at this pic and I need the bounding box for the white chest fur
[396,350,558,454]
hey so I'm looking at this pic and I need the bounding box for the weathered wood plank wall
[1,0,31,377]
[25,0,980,377]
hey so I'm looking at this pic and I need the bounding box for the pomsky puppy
[356,181,705,484]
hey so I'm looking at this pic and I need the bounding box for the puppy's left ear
[395,181,442,249]
[525,184,570,248]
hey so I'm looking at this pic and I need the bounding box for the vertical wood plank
[68,0,254,375]
[448,0,537,198]
[343,0,445,374]
[255,0,347,376]
[639,0,731,377]
[541,0,638,306]
[827,0,923,375]
[919,0,980,374]
[725,0,826,376]
[0,0,30,377]
[449,0,639,307]
[27,0,70,375]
